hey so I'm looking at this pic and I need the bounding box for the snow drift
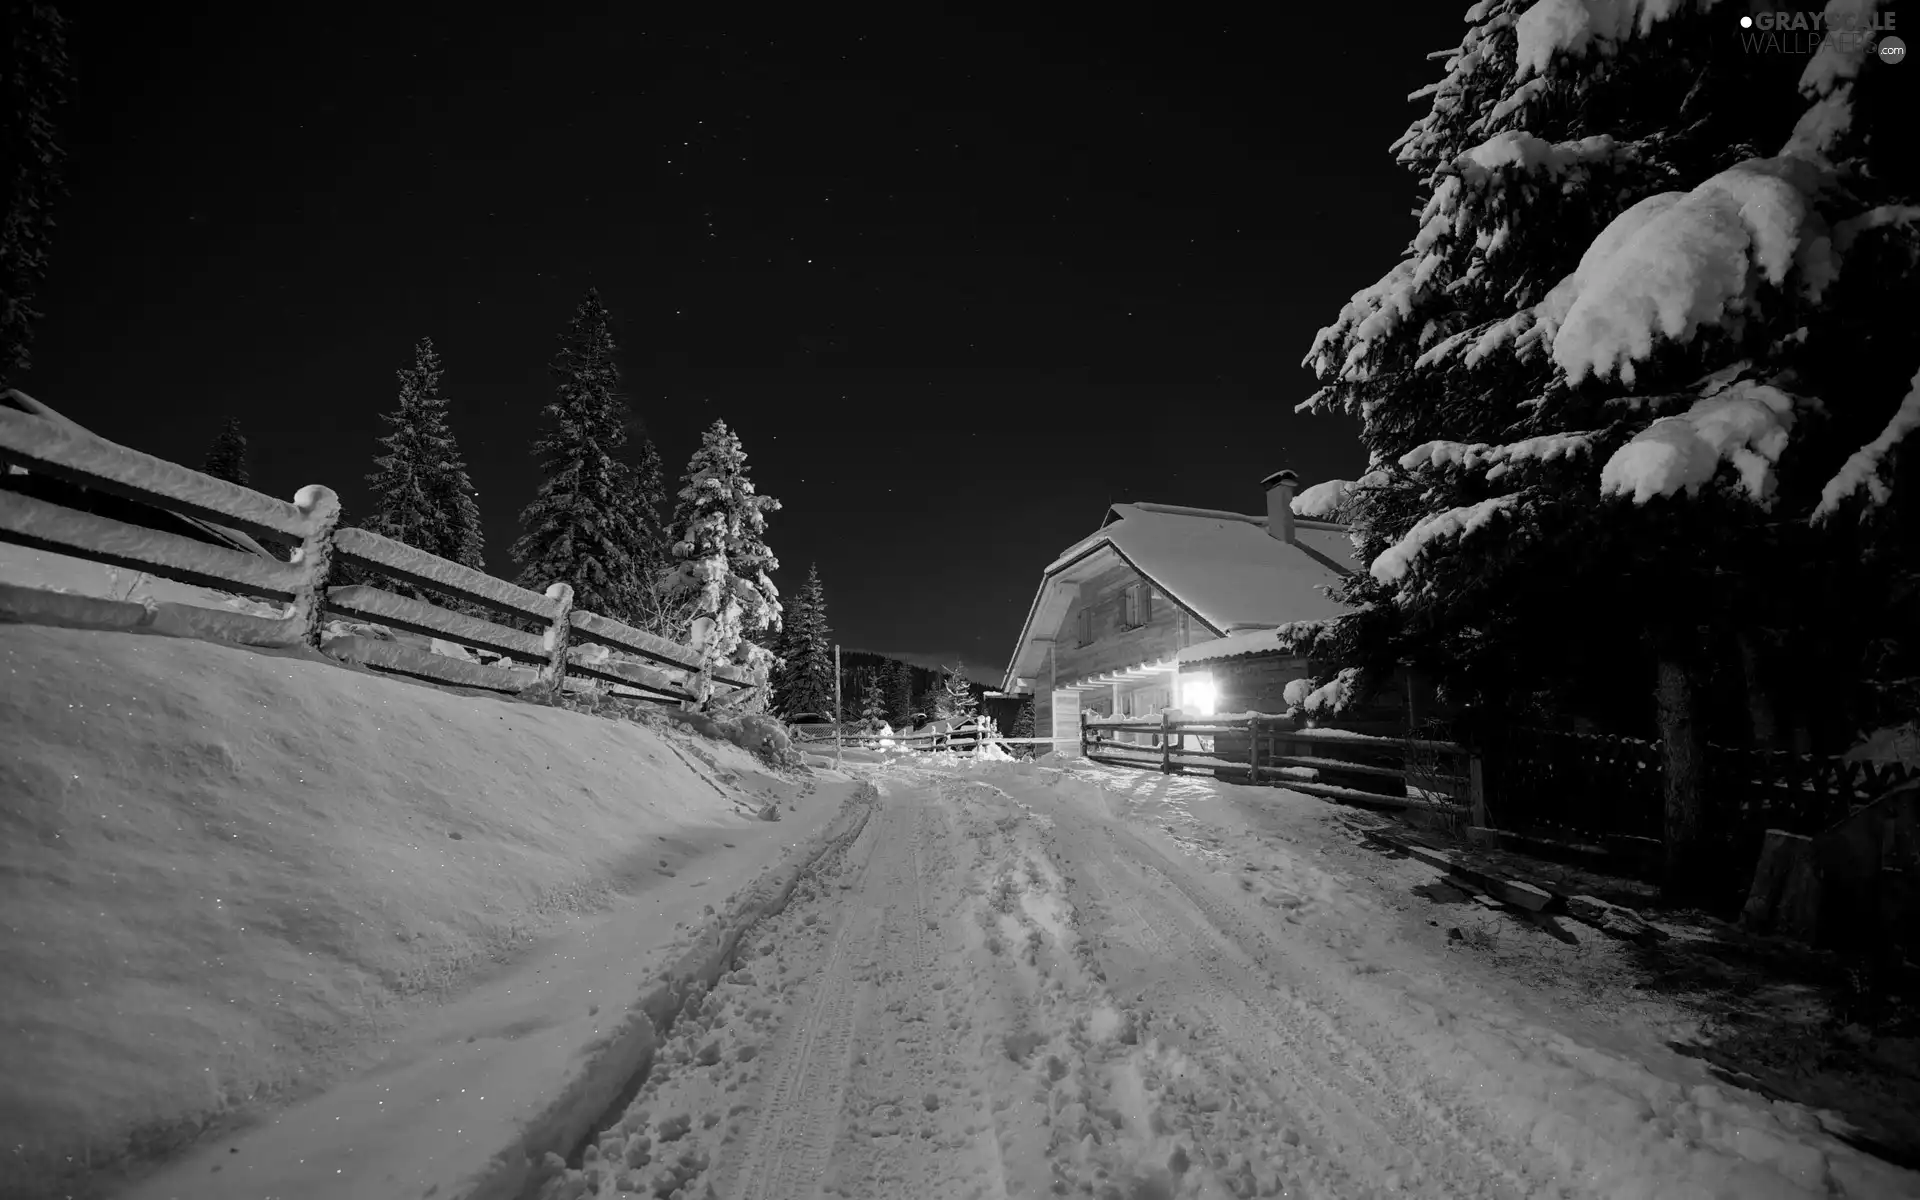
[0,622,808,1200]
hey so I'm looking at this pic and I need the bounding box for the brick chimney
[1261,469,1298,543]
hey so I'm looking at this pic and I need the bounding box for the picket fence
[0,392,750,707]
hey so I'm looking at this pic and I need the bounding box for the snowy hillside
[0,623,851,1200]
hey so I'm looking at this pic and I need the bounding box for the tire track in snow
[726,805,899,1200]
[1089,815,1539,1199]
[1078,851,1392,1200]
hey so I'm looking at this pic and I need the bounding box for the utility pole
[833,643,843,769]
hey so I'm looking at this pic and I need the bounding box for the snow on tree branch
[1290,479,1356,519]
[1598,380,1805,505]
[1455,130,1622,180]
[1782,0,1885,159]
[1370,495,1519,585]
[1304,259,1423,385]
[1272,619,1335,655]
[1812,363,1920,522]
[1525,157,1834,386]
[1399,432,1596,480]
[1513,0,1695,81]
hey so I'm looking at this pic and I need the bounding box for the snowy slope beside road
[545,759,1920,1200]
[0,623,851,1200]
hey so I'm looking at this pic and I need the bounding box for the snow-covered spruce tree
[1012,695,1036,740]
[200,417,249,487]
[621,409,674,636]
[514,291,660,625]
[915,681,943,724]
[939,665,977,722]
[1295,0,1918,897]
[366,337,487,601]
[858,669,889,733]
[887,659,916,727]
[772,563,834,716]
[0,1,72,387]
[660,418,783,708]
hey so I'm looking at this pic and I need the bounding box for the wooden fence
[1081,710,1484,817]
[0,394,751,707]
[1077,706,1918,892]
[1482,724,1920,878]
[794,717,1017,755]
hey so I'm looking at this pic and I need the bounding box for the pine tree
[0,2,73,388]
[886,659,915,728]
[661,418,783,702]
[1295,2,1919,897]
[772,564,834,716]
[514,290,657,624]
[627,416,673,634]
[201,417,249,487]
[918,675,950,723]
[366,337,486,600]
[1012,696,1035,740]
[940,664,977,723]
[857,669,888,733]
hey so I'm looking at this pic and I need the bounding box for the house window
[1120,584,1152,630]
[1076,608,1093,648]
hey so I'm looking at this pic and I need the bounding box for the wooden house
[999,470,1366,752]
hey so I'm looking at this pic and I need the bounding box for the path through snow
[540,759,1920,1200]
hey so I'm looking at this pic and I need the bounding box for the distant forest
[836,650,1021,731]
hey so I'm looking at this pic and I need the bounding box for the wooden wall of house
[1049,562,1188,683]
[1020,559,1198,756]
[1205,654,1312,714]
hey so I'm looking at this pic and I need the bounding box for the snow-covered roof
[1003,502,1360,691]
[1176,627,1299,666]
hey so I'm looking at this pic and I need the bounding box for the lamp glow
[1181,679,1217,716]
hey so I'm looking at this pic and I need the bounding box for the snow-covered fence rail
[0,395,742,706]
[0,401,343,647]
[1081,710,1484,816]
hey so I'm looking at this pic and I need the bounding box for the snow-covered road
[543,758,1919,1200]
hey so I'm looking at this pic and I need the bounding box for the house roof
[1001,501,1361,692]
[1177,626,1298,666]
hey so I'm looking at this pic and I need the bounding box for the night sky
[21,5,1464,682]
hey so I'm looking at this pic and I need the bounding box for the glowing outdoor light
[1181,678,1216,716]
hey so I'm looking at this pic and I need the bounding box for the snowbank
[0,623,807,1199]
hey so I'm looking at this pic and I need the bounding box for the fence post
[539,582,575,691]
[290,485,343,650]
[1249,715,1260,786]
[1469,754,1487,829]
[1081,711,1088,758]
[1162,711,1172,774]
